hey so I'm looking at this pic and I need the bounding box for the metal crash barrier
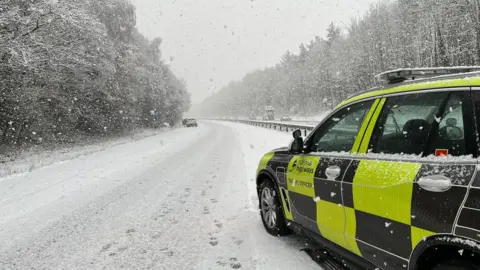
[209,118,316,136]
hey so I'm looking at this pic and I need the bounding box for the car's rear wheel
[258,179,291,236]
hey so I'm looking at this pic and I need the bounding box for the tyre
[432,259,480,270]
[258,179,291,236]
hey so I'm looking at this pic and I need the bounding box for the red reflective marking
[435,149,449,157]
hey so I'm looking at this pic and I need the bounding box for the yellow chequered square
[286,156,320,197]
[344,207,362,257]
[352,160,421,225]
[411,226,435,250]
[316,200,349,250]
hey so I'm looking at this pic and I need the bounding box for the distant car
[182,118,197,127]
[280,116,292,121]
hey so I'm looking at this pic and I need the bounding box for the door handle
[325,166,341,180]
[418,175,452,192]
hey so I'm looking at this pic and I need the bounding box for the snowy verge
[206,121,320,269]
[210,120,293,212]
[0,127,173,178]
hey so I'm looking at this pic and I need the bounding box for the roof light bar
[375,66,480,85]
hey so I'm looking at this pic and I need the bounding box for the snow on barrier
[211,118,316,136]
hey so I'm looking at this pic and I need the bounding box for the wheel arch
[256,169,278,191]
[408,234,480,270]
[256,169,281,206]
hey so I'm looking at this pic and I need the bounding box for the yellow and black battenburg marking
[257,150,477,269]
[455,172,480,241]
[344,161,475,268]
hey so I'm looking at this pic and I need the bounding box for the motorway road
[0,121,320,269]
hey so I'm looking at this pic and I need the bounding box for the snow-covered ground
[0,128,172,178]
[0,121,320,269]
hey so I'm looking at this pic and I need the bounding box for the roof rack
[375,66,480,85]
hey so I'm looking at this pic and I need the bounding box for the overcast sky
[130,0,378,104]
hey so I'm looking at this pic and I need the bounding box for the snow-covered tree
[0,0,190,147]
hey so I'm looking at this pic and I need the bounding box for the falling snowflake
[385,222,391,228]
[330,192,336,197]
[313,196,321,202]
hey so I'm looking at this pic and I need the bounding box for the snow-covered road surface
[0,121,320,269]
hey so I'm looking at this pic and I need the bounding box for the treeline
[200,0,480,117]
[0,0,190,147]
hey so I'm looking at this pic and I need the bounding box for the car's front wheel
[258,180,291,236]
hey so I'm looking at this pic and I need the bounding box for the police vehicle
[256,67,480,269]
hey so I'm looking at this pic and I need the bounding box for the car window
[424,93,466,157]
[309,100,373,153]
[368,92,448,156]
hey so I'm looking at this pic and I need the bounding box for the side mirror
[293,129,302,139]
[289,129,304,154]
